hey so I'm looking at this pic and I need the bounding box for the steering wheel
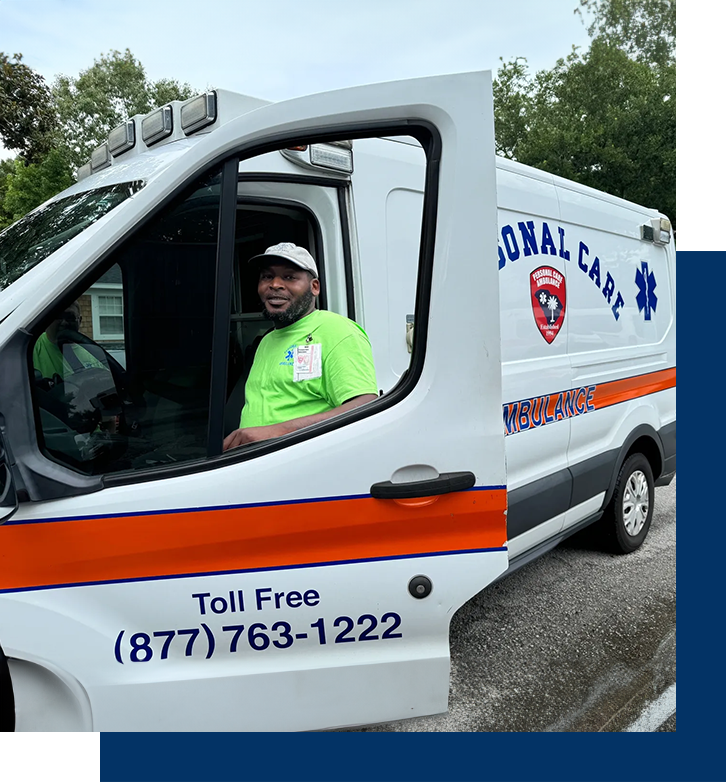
[39,367,117,433]
[55,331,146,433]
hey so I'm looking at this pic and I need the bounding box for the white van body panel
[0,72,675,731]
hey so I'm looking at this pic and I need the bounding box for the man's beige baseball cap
[248,242,318,277]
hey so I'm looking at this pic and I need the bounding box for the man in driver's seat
[223,243,378,450]
[33,301,118,437]
[33,301,107,381]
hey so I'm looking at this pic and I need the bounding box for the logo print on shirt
[280,344,296,366]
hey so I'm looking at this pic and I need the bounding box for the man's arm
[222,393,378,451]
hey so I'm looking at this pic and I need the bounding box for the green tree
[492,57,534,162]
[53,48,197,169]
[493,0,675,227]
[0,149,74,230]
[0,49,198,231]
[577,0,675,66]
[0,158,15,231]
[518,43,672,218]
[0,53,57,163]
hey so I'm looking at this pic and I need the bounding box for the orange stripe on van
[503,367,675,435]
[591,368,676,409]
[0,489,507,593]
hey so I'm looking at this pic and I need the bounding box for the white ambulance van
[0,71,675,731]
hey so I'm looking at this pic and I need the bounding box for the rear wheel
[602,453,654,554]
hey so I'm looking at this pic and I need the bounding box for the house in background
[78,264,126,366]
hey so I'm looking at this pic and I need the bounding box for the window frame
[2,120,441,501]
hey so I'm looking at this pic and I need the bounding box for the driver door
[0,71,506,731]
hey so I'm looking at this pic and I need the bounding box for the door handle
[370,471,476,500]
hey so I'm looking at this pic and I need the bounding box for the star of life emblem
[635,261,657,321]
[530,266,566,344]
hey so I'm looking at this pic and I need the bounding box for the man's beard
[264,287,315,326]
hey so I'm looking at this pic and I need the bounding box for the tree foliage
[0,149,74,231]
[493,0,676,227]
[53,49,196,169]
[0,52,57,163]
[0,158,15,230]
[0,49,198,230]
[577,0,675,66]
[492,57,533,163]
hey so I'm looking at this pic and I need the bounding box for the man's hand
[223,424,286,451]
[223,394,377,452]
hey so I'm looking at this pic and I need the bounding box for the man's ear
[311,277,321,296]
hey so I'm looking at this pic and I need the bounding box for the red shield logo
[530,266,566,344]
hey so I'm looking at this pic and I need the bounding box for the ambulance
[0,71,676,731]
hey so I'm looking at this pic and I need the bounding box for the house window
[98,295,123,336]
[90,286,124,341]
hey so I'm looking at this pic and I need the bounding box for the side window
[29,131,431,477]
[31,172,222,475]
[220,136,425,447]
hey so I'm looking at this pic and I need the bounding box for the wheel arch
[602,424,664,510]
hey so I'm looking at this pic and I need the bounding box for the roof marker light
[310,142,353,173]
[108,120,136,157]
[142,105,173,146]
[90,143,112,172]
[652,217,672,245]
[641,217,672,245]
[281,141,353,174]
[180,91,217,135]
[76,162,92,181]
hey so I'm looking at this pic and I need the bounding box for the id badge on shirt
[293,343,322,382]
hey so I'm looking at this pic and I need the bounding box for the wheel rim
[622,469,650,536]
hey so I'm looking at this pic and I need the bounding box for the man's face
[59,307,80,331]
[47,304,81,341]
[258,261,320,327]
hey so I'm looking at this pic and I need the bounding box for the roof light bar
[90,143,112,172]
[181,91,217,135]
[142,105,174,146]
[641,217,672,246]
[108,119,136,157]
[76,162,92,181]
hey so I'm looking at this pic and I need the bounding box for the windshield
[0,181,144,290]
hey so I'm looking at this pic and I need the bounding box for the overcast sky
[3,0,594,101]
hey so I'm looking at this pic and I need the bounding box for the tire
[602,453,654,554]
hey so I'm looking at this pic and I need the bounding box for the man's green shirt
[33,332,106,379]
[240,310,378,428]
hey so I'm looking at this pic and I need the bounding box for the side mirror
[0,431,18,524]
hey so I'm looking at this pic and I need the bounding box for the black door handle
[370,471,476,500]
